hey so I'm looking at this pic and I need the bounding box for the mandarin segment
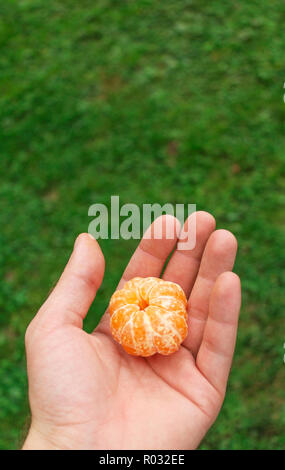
[110,304,139,341]
[148,281,187,306]
[109,288,140,315]
[146,306,185,355]
[109,277,188,357]
[132,310,156,356]
[138,277,163,303]
[150,296,187,320]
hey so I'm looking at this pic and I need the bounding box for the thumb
[28,233,105,333]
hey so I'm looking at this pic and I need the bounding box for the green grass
[0,0,285,449]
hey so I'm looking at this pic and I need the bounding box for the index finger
[95,214,181,333]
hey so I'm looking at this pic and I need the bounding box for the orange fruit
[109,277,188,357]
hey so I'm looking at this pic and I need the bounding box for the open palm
[24,213,241,450]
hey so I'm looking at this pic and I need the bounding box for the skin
[23,212,241,450]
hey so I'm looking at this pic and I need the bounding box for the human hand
[23,213,241,450]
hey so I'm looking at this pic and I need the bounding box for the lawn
[0,0,285,449]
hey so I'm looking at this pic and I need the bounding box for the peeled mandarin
[109,277,188,357]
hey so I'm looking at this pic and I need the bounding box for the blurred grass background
[0,0,285,449]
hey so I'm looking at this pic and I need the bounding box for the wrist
[22,425,62,450]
